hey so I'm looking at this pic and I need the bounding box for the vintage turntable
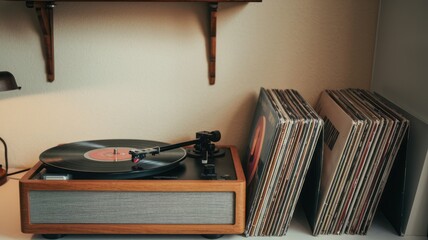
[19,131,245,239]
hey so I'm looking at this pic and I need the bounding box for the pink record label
[247,116,266,186]
[84,147,132,162]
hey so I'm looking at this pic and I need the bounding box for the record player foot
[201,234,224,239]
[41,234,66,239]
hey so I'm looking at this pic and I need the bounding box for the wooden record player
[19,131,246,239]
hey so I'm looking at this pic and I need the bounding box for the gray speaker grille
[29,191,235,224]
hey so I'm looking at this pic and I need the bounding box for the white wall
[0,1,378,168]
[372,0,428,123]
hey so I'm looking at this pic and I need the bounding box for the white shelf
[0,171,425,240]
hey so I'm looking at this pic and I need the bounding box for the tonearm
[129,130,221,165]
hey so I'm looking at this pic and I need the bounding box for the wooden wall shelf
[22,0,262,85]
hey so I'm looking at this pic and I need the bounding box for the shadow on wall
[0,1,252,99]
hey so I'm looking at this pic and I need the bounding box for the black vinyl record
[39,139,187,179]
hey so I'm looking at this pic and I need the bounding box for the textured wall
[0,0,379,167]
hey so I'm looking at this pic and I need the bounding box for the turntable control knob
[202,164,216,179]
[220,174,231,180]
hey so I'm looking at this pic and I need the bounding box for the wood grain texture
[20,146,246,235]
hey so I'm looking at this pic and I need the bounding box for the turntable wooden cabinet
[20,145,245,238]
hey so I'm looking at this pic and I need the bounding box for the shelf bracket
[27,1,55,82]
[208,2,218,85]
[23,1,254,84]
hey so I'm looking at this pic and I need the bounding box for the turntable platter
[39,139,187,178]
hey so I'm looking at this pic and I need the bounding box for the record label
[84,147,132,162]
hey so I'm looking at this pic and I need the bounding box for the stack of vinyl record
[312,89,409,235]
[244,88,324,236]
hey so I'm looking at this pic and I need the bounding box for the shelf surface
[0,170,426,240]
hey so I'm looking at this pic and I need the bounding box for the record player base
[19,146,245,238]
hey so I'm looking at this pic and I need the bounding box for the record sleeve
[324,90,368,233]
[354,90,409,234]
[311,89,409,235]
[312,91,358,235]
[333,89,381,234]
[378,93,416,236]
[276,89,322,236]
[244,88,323,236]
[245,88,284,236]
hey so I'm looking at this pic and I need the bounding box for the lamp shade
[0,71,21,91]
